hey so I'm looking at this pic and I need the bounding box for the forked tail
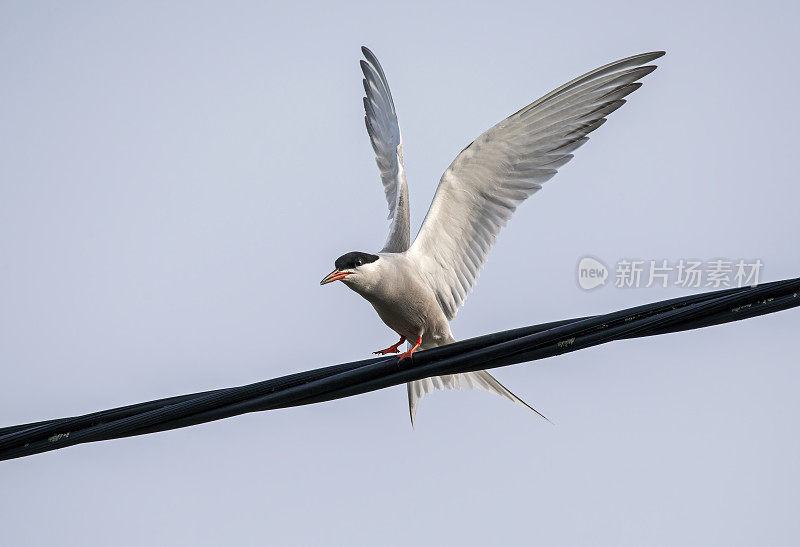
[406,370,551,427]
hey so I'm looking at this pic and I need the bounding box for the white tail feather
[406,370,551,427]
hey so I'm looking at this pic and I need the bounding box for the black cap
[335,251,380,270]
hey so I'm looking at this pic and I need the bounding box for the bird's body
[343,252,456,351]
[321,47,664,424]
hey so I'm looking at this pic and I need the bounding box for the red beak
[320,269,352,285]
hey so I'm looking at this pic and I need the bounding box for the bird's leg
[397,336,422,361]
[373,336,406,355]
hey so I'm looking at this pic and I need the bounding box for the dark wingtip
[645,50,666,62]
[638,65,659,77]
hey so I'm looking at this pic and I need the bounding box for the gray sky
[1,1,798,545]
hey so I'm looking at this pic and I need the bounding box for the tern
[321,47,664,424]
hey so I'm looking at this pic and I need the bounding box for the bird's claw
[373,337,406,355]
[396,336,422,361]
[373,347,400,355]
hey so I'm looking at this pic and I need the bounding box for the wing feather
[360,47,411,252]
[409,52,664,320]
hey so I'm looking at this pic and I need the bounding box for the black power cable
[1,278,797,461]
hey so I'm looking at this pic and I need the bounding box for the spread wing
[408,51,665,320]
[361,46,410,253]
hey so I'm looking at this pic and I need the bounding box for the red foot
[397,336,422,361]
[373,336,406,355]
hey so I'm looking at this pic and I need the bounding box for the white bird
[321,46,664,425]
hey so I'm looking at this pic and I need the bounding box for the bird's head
[320,251,381,291]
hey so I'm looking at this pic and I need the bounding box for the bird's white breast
[344,253,455,348]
